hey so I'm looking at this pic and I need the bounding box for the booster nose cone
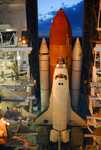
[72,38,82,60]
[40,38,48,54]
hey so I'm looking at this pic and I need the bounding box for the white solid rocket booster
[71,38,83,111]
[39,38,49,111]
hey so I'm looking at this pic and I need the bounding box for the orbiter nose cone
[57,57,65,65]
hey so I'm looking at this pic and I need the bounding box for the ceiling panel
[0,0,24,5]
[0,0,26,34]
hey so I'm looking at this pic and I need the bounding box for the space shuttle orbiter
[35,58,86,143]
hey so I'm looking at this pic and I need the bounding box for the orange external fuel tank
[49,9,72,83]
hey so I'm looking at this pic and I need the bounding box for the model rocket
[49,9,72,83]
[36,58,85,143]
[37,9,85,143]
[39,38,49,111]
[71,38,83,111]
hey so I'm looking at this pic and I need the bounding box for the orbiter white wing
[70,110,86,126]
[34,95,52,125]
[34,93,86,127]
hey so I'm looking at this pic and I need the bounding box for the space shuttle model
[36,9,85,143]
[36,58,85,143]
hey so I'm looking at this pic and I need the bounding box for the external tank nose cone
[50,9,72,45]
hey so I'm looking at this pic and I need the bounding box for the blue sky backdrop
[38,0,84,37]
